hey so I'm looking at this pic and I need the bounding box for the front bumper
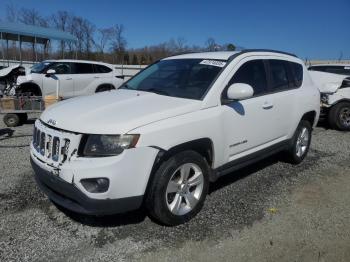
[31,157,143,215]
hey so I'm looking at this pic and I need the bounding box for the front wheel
[146,151,210,226]
[285,120,312,164]
[328,102,350,131]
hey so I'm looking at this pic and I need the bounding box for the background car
[308,64,350,76]
[16,60,124,98]
[308,64,350,131]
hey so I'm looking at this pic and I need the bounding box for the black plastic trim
[31,157,143,215]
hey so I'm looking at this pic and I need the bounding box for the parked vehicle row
[30,50,320,225]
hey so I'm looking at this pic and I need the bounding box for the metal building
[0,22,77,66]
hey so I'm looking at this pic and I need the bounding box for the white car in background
[308,64,350,130]
[16,60,124,98]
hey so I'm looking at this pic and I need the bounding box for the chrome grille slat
[52,137,60,162]
[36,130,41,152]
[40,132,46,156]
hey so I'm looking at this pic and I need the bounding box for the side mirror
[227,83,254,100]
[116,75,125,80]
[45,69,56,77]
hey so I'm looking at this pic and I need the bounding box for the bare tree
[167,37,187,54]
[96,27,114,55]
[111,24,126,64]
[82,19,95,58]
[6,4,19,22]
[205,37,216,51]
[18,8,48,60]
[51,11,71,57]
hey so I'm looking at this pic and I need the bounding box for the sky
[0,0,349,60]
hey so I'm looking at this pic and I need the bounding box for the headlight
[82,134,139,157]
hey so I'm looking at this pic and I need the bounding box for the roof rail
[243,49,297,57]
[228,49,297,61]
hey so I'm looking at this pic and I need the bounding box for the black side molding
[212,140,290,181]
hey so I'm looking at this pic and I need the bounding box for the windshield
[121,59,226,100]
[31,61,53,74]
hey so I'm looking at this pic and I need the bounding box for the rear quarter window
[94,64,113,73]
[289,62,303,88]
[73,63,94,74]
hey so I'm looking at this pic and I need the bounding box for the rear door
[265,59,300,137]
[71,62,95,96]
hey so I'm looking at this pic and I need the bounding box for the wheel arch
[17,82,42,96]
[329,98,350,107]
[301,110,318,127]
[144,138,215,199]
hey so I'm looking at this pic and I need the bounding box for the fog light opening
[81,178,109,193]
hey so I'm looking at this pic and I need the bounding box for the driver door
[42,62,74,98]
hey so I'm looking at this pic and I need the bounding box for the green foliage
[227,43,236,51]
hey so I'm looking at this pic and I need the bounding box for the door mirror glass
[227,83,254,100]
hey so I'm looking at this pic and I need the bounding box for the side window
[94,64,113,73]
[289,62,303,88]
[268,60,290,91]
[73,63,94,74]
[47,63,71,74]
[228,60,268,96]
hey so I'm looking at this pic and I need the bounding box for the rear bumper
[31,157,143,215]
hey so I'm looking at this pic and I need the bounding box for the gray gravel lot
[0,115,349,262]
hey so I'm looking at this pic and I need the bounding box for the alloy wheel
[165,163,204,216]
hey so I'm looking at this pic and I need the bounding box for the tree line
[1,5,239,65]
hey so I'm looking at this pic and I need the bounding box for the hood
[309,71,348,93]
[41,89,202,134]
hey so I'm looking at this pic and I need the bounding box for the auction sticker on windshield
[200,60,226,67]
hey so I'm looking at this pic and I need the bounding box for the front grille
[33,124,71,163]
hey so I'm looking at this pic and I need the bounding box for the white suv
[30,50,320,225]
[17,60,124,98]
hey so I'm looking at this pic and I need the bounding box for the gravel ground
[0,115,349,262]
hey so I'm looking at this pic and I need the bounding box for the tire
[328,102,350,131]
[146,150,210,226]
[3,113,21,127]
[96,84,115,93]
[285,120,312,164]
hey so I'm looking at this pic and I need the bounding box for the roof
[43,59,114,66]
[0,22,77,43]
[165,49,297,61]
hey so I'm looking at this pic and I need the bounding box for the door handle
[94,76,100,79]
[262,102,274,109]
[65,78,73,80]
